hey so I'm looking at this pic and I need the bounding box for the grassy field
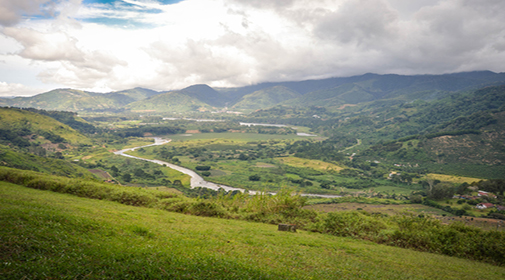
[423,173,482,184]
[275,157,344,172]
[304,202,505,232]
[166,132,309,142]
[305,203,454,217]
[2,181,505,279]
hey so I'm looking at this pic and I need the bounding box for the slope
[4,89,132,112]
[2,181,504,279]
[126,91,213,112]
[179,84,228,107]
[108,87,160,101]
[0,107,91,145]
[283,71,505,107]
[232,85,302,110]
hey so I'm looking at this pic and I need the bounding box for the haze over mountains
[2,71,505,112]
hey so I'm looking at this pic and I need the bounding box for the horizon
[1,1,505,96]
[2,69,503,98]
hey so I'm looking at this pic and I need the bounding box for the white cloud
[0,0,57,26]
[1,0,505,95]
[0,81,43,96]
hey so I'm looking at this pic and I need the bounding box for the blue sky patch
[79,0,185,28]
[82,0,185,4]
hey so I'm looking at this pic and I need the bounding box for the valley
[1,71,505,278]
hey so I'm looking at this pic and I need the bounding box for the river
[114,137,341,198]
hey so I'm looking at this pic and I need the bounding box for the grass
[305,203,453,217]
[2,181,505,279]
[166,132,306,142]
[424,173,482,184]
[275,157,344,172]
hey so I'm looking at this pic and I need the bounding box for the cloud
[3,27,85,61]
[0,0,57,26]
[0,81,41,96]
[2,0,505,95]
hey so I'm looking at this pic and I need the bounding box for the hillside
[232,85,302,110]
[0,88,160,112]
[2,181,505,279]
[0,107,95,177]
[126,91,213,112]
[110,87,160,101]
[178,84,228,107]
[0,107,91,145]
[2,89,131,111]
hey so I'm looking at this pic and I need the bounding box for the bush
[196,166,211,171]
[323,211,387,238]
[249,174,261,181]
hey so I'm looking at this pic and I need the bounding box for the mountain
[0,88,160,112]
[282,71,505,107]
[2,89,131,112]
[126,91,213,112]
[178,84,228,107]
[232,85,302,110]
[109,87,160,101]
[2,71,505,112]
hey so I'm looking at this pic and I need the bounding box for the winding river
[114,137,341,198]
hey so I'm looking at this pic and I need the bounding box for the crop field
[275,157,345,172]
[88,169,111,179]
[424,173,482,184]
[166,132,311,142]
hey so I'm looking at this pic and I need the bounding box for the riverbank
[114,137,342,198]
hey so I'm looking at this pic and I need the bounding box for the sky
[1,0,505,96]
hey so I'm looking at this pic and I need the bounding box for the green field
[2,181,505,279]
[166,132,313,141]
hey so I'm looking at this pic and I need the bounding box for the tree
[426,182,455,200]
[249,174,261,181]
[122,173,132,182]
[409,194,423,203]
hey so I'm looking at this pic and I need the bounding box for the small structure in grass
[278,224,296,232]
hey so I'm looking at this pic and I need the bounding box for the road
[114,137,342,198]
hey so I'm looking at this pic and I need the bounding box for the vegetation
[1,166,505,267]
[2,72,505,276]
[4,182,505,279]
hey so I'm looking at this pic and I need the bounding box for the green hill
[179,84,228,107]
[3,89,132,112]
[2,179,505,279]
[0,107,95,177]
[109,87,160,101]
[126,91,213,112]
[0,107,91,145]
[233,85,302,110]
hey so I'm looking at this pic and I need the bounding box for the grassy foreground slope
[2,182,505,279]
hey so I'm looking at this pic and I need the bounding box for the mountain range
[2,71,505,112]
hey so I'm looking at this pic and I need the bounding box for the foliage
[3,182,505,279]
[2,167,505,265]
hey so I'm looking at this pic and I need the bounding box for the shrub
[196,166,211,171]
[248,174,261,181]
[323,211,387,238]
